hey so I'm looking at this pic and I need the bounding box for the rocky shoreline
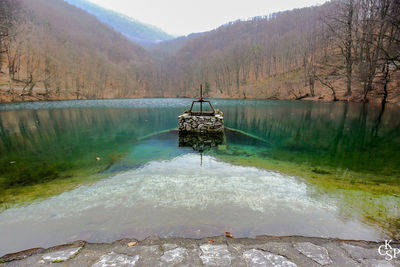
[1,235,399,266]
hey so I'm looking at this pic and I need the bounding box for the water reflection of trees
[223,102,400,176]
[0,108,180,187]
[1,101,399,187]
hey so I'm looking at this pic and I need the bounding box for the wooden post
[200,84,203,113]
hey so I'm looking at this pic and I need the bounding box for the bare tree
[322,0,356,96]
[356,0,392,102]
[0,0,23,97]
[316,74,338,101]
[374,0,400,104]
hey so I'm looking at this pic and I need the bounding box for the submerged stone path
[1,236,399,267]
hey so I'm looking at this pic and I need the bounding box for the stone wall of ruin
[178,112,224,133]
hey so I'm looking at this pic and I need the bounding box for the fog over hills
[64,0,174,46]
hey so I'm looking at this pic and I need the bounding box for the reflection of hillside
[222,102,400,175]
[0,107,181,188]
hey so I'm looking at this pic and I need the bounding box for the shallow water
[0,153,382,255]
[0,99,399,255]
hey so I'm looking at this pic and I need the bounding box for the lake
[0,98,399,255]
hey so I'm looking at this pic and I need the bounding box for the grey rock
[41,246,82,262]
[92,252,139,267]
[162,243,178,251]
[200,244,232,266]
[341,243,380,260]
[4,236,396,267]
[361,259,395,267]
[294,242,332,265]
[243,248,297,267]
[161,247,188,263]
[134,245,163,266]
[178,112,224,133]
[324,243,361,267]
[254,242,315,266]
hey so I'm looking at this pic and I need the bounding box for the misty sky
[87,0,328,36]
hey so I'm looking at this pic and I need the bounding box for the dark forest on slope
[0,0,399,104]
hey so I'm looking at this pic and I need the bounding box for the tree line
[0,0,149,101]
[149,0,400,103]
[316,0,400,103]
[0,0,399,103]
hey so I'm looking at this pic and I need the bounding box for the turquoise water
[0,99,399,255]
[2,99,399,182]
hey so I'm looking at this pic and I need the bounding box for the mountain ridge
[64,0,174,46]
[0,0,399,104]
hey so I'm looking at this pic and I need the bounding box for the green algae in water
[0,104,183,208]
[0,153,387,255]
[208,142,400,239]
[219,100,400,177]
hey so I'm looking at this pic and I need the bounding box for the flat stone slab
[361,259,396,267]
[162,243,178,251]
[243,248,297,267]
[1,236,398,267]
[200,244,232,266]
[160,247,188,263]
[341,243,380,260]
[294,242,332,265]
[92,252,139,267]
[41,246,82,262]
[323,243,361,267]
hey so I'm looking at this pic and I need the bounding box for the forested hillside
[0,0,151,101]
[0,0,399,104]
[150,6,326,99]
[64,0,174,46]
[150,0,400,103]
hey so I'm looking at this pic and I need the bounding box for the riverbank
[1,235,399,266]
[1,84,400,106]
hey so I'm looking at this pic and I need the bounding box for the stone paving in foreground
[1,235,399,267]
